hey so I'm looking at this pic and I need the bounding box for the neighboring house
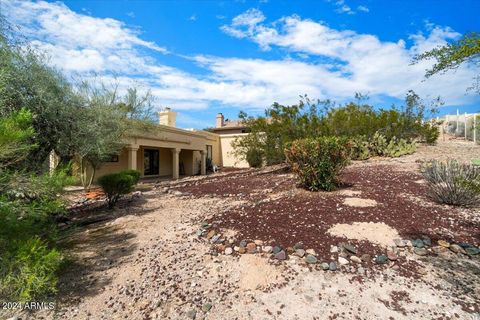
[55,109,251,181]
[211,113,250,168]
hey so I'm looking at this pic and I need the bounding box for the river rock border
[196,222,479,273]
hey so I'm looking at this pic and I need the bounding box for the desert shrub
[122,169,141,184]
[0,237,61,301]
[0,194,65,302]
[0,109,68,302]
[97,172,135,208]
[246,148,263,168]
[419,122,440,144]
[383,137,417,157]
[234,91,440,165]
[349,135,371,160]
[285,137,351,191]
[421,160,480,206]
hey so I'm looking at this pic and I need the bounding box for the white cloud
[337,4,354,15]
[220,10,478,105]
[357,5,369,13]
[329,1,369,15]
[3,1,479,127]
[3,0,166,75]
[221,8,266,39]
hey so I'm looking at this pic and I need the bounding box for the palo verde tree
[232,96,332,166]
[70,80,155,190]
[413,32,480,94]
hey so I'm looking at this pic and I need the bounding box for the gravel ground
[3,140,480,320]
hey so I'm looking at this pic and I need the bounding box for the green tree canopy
[413,32,480,93]
[233,92,441,166]
[0,17,155,177]
[0,109,35,169]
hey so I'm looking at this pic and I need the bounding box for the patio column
[200,150,207,175]
[127,146,139,170]
[172,148,181,179]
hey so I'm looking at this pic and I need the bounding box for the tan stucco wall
[219,133,249,168]
[95,148,129,179]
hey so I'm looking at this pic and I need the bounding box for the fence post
[475,113,477,144]
[456,109,459,137]
[464,112,467,140]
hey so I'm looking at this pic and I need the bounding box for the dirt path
[4,140,479,320]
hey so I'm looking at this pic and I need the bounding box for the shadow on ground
[419,251,480,314]
[53,194,161,312]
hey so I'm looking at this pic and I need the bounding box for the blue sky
[3,0,480,128]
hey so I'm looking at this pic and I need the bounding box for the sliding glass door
[144,149,159,175]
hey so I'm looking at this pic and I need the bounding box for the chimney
[159,107,177,127]
[216,113,224,128]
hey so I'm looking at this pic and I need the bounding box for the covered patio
[126,145,207,180]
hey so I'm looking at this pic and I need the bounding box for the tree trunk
[79,157,96,191]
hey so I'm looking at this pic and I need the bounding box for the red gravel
[175,165,479,264]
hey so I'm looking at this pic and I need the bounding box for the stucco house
[210,113,250,168]
[88,108,249,181]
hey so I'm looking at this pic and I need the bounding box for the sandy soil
[327,222,400,247]
[3,139,480,320]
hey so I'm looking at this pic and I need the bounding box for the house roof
[127,120,219,141]
[211,119,247,132]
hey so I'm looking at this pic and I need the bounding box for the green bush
[0,237,61,302]
[97,172,135,208]
[285,137,351,191]
[122,169,141,184]
[419,122,440,144]
[246,148,263,168]
[0,196,64,302]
